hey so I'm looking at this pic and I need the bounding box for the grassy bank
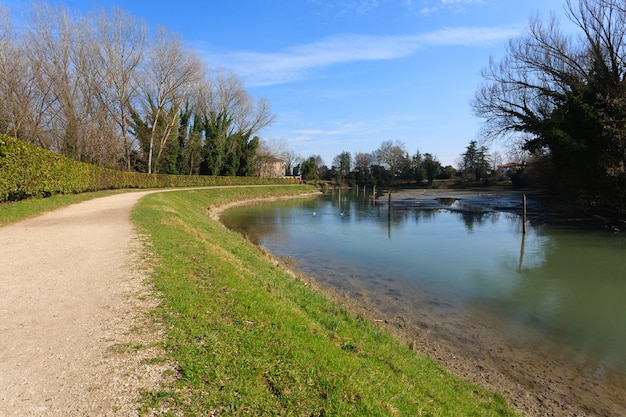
[132,186,518,416]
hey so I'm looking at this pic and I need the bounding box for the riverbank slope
[133,187,517,415]
[0,186,517,416]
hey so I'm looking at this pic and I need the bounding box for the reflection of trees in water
[223,198,319,245]
[472,227,626,373]
[413,209,438,222]
[460,211,487,231]
[457,210,508,232]
[227,190,626,415]
[228,190,626,379]
[373,208,438,233]
[377,206,508,234]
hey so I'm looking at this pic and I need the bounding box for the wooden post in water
[518,233,526,271]
[522,194,527,234]
[388,192,392,219]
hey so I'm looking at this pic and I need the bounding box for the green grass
[132,186,519,416]
[0,186,518,416]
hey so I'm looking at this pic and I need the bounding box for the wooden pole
[388,192,392,219]
[522,194,527,234]
[518,233,526,271]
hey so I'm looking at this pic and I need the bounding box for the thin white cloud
[293,121,363,138]
[308,1,485,17]
[307,0,386,16]
[291,113,424,143]
[293,129,337,136]
[420,0,486,15]
[201,25,521,87]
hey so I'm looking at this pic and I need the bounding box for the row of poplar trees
[0,2,274,175]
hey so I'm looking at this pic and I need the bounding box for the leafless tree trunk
[23,3,85,158]
[140,27,204,173]
[374,140,408,178]
[1,1,276,175]
[0,6,13,135]
[198,69,276,137]
[0,5,54,146]
[90,7,147,170]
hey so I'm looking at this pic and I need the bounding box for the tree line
[286,140,491,188]
[289,0,626,214]
[3,0,625,212]
[0,2,274,175]
[288,0,626,213]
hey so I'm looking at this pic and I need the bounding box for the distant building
[256,157,286,178]
[496,162,522,179]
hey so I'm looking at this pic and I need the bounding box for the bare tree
[354,152,372,172]
[0,4,56,147]
[373,140,409,178]
[258,137,288,158]
[200,69,275,137]
[73,13,122,167]
[0,5,13,134]
[196,69,276,175]
[281,148,299,176]
[20,2,119,165]
[473,0,626,207]
[1,2,275,175]
[140,26,205,173]
[23,3,82,157]
[89,7,147,170]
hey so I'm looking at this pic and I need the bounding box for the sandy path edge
[0,187,318,416]
[4,187,610,416]
[0,191,173,417]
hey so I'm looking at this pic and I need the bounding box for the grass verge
[132,186,518,416]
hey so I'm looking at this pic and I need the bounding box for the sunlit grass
[132,186,519,416]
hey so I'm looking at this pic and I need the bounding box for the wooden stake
[522,194,527,234]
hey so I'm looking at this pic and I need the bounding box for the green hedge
[0,134,296,202]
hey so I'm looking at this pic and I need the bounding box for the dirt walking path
[4,188,619,416]
[0,191,171,416]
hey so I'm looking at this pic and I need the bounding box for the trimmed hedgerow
[0,134,296,202]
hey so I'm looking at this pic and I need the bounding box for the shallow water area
[221,189,626,416]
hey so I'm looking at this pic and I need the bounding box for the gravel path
[4,188,618,416]
[0,192,172,416]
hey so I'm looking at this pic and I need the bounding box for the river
[220,189,626,416]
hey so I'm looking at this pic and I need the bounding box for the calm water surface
[221,189,626,381]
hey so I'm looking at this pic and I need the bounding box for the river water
[220,189,626,415]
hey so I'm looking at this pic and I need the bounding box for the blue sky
[3,0,569,167]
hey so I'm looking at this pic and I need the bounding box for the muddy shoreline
[216,190,626,417]
[297,262,626,417]
[382,188,626,231]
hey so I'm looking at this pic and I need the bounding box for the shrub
[0,134,297,203]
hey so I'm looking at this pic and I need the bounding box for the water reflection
[221,189,626,376]
[484,227,626,369]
